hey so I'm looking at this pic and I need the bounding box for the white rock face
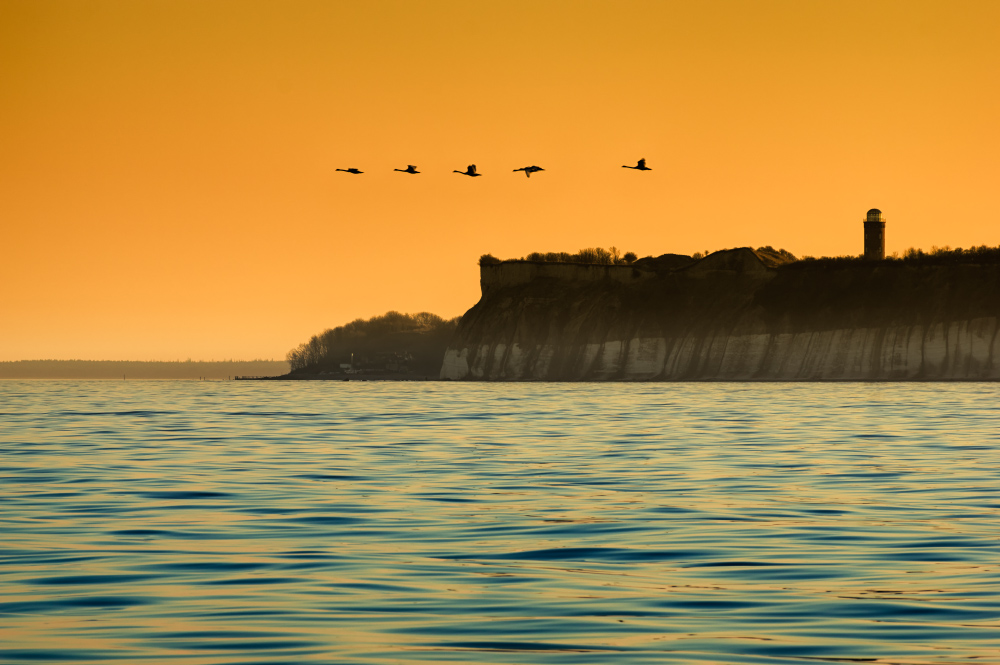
[440,349,470,380]
[441,318,1000,381]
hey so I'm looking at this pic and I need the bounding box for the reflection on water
[1,381,999,664]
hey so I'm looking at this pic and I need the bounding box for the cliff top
[482,243,1000,274]
[484,247,782,275]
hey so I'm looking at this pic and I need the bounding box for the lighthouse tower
[863,209,885,260]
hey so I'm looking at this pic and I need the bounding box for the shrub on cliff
[899,245,1000,264]
[755,246,797,261]
[479,254,502,266]
[787,244,1000,269]
[492,247,639,265]
[754,246,798,267]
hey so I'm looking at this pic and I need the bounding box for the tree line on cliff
[480,247,638,266]
[286,311,460,375]
[481,246,797,267]
[793,244,1000,268]
[481,244,1000,269]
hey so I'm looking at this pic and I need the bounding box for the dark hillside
[286,311,459,378]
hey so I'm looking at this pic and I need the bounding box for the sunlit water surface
[1,381,999,664]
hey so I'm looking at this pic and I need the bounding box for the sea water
[1,381,998,664]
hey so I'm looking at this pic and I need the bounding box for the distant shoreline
[0,360,289,381]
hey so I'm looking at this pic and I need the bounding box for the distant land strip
[0,360,289,380]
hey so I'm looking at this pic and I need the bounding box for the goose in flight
[513,165,545,178]
[336,167,363,174]
[622,158,651,171]
[394,165,420,174]
[454,164,482,177]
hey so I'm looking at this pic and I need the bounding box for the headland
[441,248,1000,381]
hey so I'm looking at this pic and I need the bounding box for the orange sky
[2,0,998,361]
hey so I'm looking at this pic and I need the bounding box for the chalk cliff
[441,249,1000,381]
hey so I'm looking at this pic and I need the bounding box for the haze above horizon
[3,0,998,361]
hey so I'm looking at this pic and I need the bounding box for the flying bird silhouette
[513,165,545,178]
[336,168,363,174]
[622,158,651,171]
[394,165,420,174]
[453,164,482,177]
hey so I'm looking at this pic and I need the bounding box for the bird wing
[468,165,477,174]
[637,158,646,168]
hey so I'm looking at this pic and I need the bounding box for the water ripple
[1,381,999,663]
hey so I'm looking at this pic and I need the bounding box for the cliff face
[441,249,1000,381]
